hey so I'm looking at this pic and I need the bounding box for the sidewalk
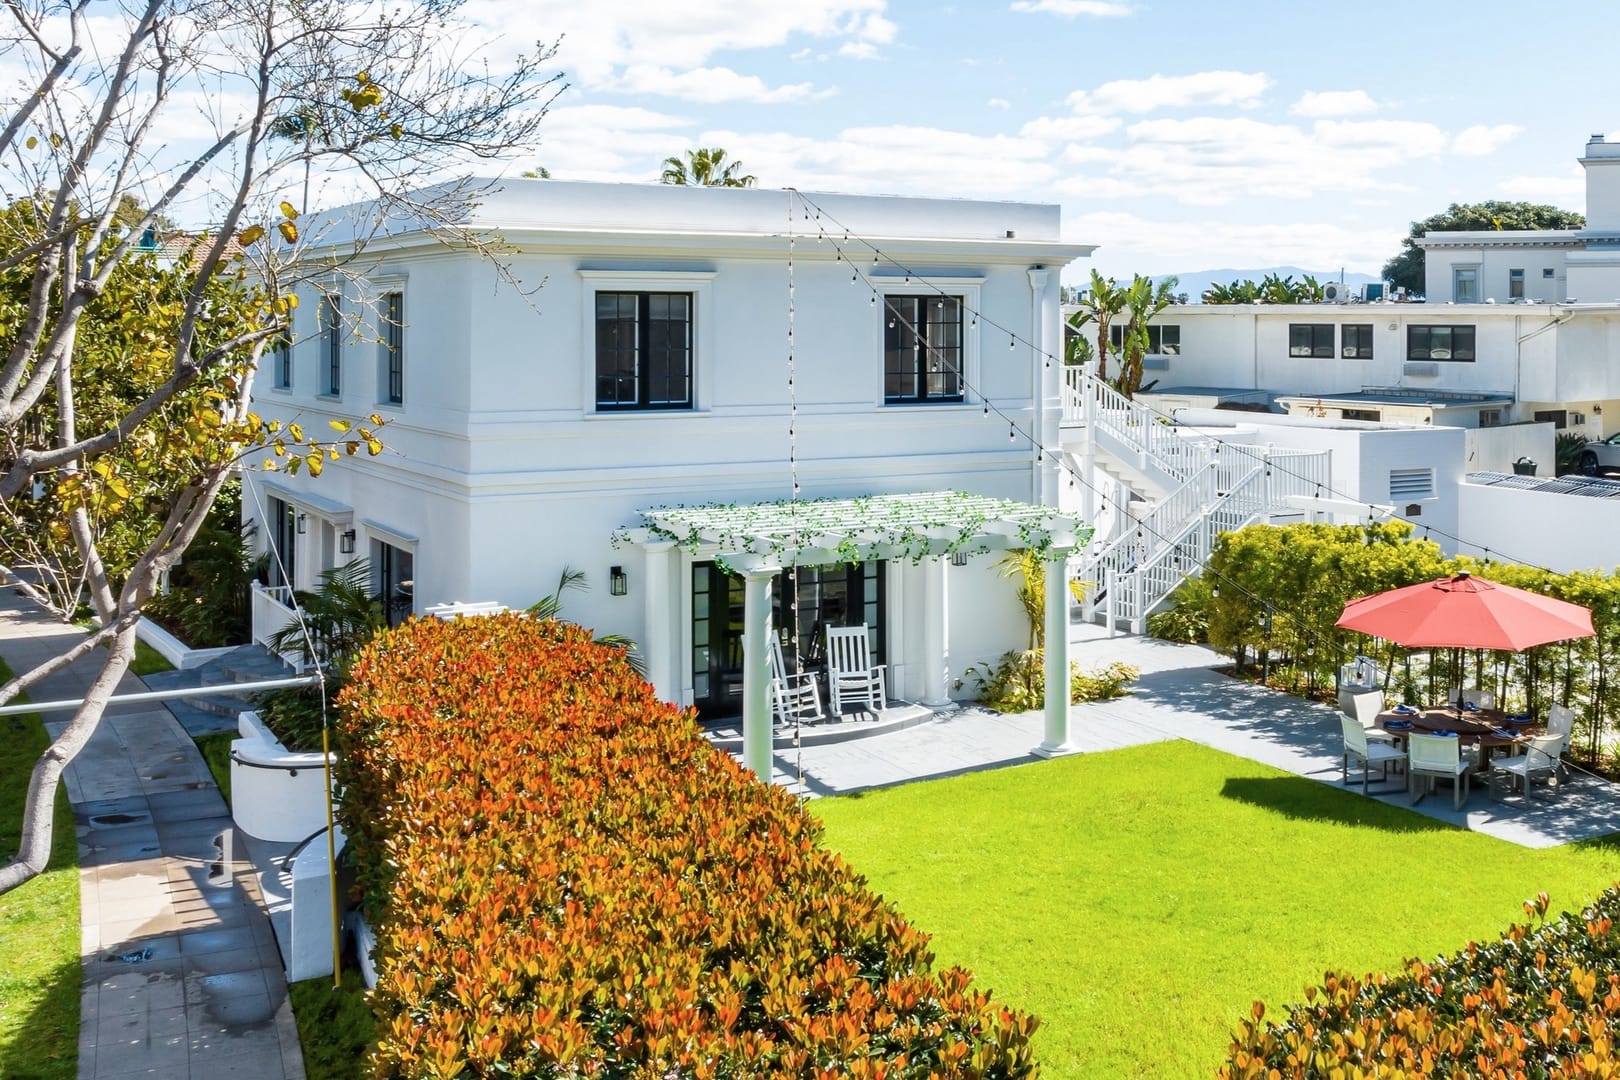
[0,592,304,1079]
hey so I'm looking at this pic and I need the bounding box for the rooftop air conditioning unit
[1323,282,1348,302]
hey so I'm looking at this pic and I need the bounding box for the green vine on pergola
[619,491,1093,573]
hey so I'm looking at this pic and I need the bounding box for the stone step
[214,644,295,685]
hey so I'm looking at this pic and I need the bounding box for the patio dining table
[1374,706,1544,772]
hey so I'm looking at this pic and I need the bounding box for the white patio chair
[1339,715,1406,795]
[1408,733,1471,810]
[769,636,823,728]
[1547,703,1577,782]
[825,624,887,716]
[1342,689,1399,747]
[1490,734,1564,801]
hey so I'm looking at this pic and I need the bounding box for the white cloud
[1009,0,1133,15]
[461,0,891,83]
[987,97,1011,109]
[526,104,692,181]
[1497,171,1584,203]
[1053,116,1446,205]
[1452,123,1523,157]
[1066,211,1400,278]
[1019,115,1121,142]
[1289,90,1378,117]
[696,124,1056,195]
[609,64,824,104]
[1065,71,1271,115]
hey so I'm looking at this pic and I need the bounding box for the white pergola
[635,491,1092,780]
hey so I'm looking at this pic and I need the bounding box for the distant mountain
[1153,266,1382,302]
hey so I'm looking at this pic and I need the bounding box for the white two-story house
[243,179,1094,770]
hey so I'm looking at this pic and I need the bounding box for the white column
[1035,547,1077,757]
[641,540,676,701]
[921,556,949,707]
[1028,267,1053,506]
[741,568,775,782]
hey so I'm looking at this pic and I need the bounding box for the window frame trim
[578,269,716,416]
[1287,322,1335,359]
[1406,324,1477,363]
[320,291,344,399]
[1340,322,1375,360]
[871,276,983,408]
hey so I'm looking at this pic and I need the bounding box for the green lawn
[0,665,78,1080]
[192,732,234,804]
[130,638,173,677]
[814,740,1620,1079]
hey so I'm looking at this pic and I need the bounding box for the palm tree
[1067,270,1128,384]
[1116,274,1178,399]
[528,566,644,673]
[660,147,757,188]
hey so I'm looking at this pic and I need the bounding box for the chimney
[1581,133,1620,231]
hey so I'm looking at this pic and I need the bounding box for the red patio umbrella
[1335,571,1594,651]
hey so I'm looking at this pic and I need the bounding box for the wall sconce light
[951,552,969,567]
[339,528,356,555]
[609,565,628,596]
[1594,405,1603,415]
[296,513,307,535]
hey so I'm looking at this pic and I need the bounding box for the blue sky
[492,0,1618,280]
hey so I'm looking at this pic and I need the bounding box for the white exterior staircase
[1060,369,1332,632]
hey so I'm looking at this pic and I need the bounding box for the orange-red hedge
[337,614,1038,1078]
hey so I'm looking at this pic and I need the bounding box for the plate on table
[1384,718,1412,730]
[1392,704,1418,716]
[1433,730,1458,737]
[1460,703,1480,713]
[1506,714,1533,725]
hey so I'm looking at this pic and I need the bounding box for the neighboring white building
[244,179,1094,757]
[1421,134,1620,305]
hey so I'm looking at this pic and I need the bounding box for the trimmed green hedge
[337,614,1038,1077]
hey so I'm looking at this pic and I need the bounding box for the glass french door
[690,560,885,718]
[267,497,296,588]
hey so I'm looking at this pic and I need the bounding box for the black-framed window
[1479,409,1503,427]
[1341,324,1374,359]
[1341,408,1382,422]
[595,291,693,410]
[322,294,342,396]
[381,291,404,405]
[268,497,295,588]
[271,331,292,389]
[1509,269,1525,300]
[1533,409,1568,430]
[884,295,963,403]
[1109,323,1180,355]
[1407,325,1475,362]
[1289,324,1334,358]
[371,539,414,627]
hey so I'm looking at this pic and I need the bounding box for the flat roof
[1467,472,1620,499]
[1277,388,1514,408]
[1141,386,1271,400]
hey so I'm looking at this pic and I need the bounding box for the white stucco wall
[246,180,1088,705]
[1457,483,1620,573]
[1463,423,1556,476]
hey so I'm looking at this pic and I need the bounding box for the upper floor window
[381,291,403,405]
[1453,267,1478,303]
[1408,325,1475,362]
[884,295,963,404]
[322,294,343,396]
[1288,324,1334,358]
[1509,268,1525,300]
[595,291,692,410]
[1340,324,1374,359]
[271,330,292,389]
[1109,324,1180,355]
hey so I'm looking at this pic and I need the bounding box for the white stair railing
[1064,368,1334,631]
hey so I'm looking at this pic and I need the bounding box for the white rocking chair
[769,636,823,728]
[825,625,887,716]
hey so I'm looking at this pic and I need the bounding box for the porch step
[142,644,294,736]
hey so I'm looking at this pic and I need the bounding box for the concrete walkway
[0,592,303,1079]
[768,623,1620,848]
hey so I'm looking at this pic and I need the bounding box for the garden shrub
[337,614,1039,1078]
[1220,888,1620,1078]
[147,479,261,647]
[961,649,1138,712]
[1146,577,1212,644]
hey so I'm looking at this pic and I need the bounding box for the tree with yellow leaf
[0,0,564,894]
